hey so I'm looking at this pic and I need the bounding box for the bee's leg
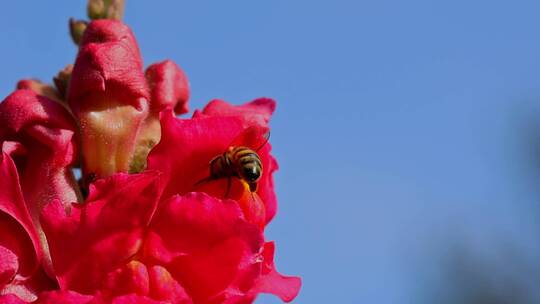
[224,176,232,198]
[194,176,212,188]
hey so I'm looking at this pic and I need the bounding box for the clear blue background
[2,1,540,303]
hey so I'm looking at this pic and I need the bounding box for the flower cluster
[0,16,300,304]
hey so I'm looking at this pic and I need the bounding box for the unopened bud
[68,20,149,181]
[69,18,88,45]
[16,79,62,103]
[87,0,125,20]
[87,0,106,19]
[53,65,73,99]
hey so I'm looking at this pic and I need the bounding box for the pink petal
[0,153,40,278]
[109,294,166,304]
[144,193,263,302]
[0,246,18,286]
[103,261,149,298]
[147,265,192,304]
[0,294,27,304]
[146,60,190,114]
[34,290,94,304]
[41,172,161,294]
[248,242,301,303]
[199,98,276,128]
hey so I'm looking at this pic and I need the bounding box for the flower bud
[69,18,88,45]
[16,79,61,103]
[87,0,125,20]
[53,64,73,100]
[145,60,190,115]
[68,20,150,184]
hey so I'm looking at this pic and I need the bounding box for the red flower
[194,97,278,224]
[0,17,300,304]
[68,19,150,182]
[0,89,79,300]
[38,173,299,303]
[0,90,80,218]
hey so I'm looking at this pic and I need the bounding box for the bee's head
[242,165,261,183]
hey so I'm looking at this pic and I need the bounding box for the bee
[195,127,269,197]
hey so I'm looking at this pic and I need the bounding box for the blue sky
[2,1,540,303]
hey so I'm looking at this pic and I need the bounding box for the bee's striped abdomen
[230,147,263,183]
[204,146,264,194]
[209,151,233,179]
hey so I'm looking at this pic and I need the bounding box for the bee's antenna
[255,131,271,152]
[224,177,232,198]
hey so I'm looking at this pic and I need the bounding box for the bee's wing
[230,126,270,151]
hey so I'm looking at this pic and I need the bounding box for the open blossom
[0,14,300,304]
